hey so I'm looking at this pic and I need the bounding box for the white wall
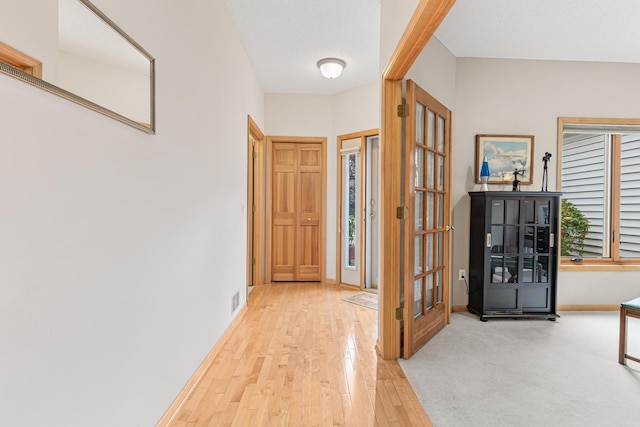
[379,0,419,73]
[0,1,264,426]
[451,58,640,306]
[265,81,380,281]
[0,1,59,82]
[58,51,150,124]
[406,37,457,111]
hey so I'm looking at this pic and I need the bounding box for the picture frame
[475,134,534,185]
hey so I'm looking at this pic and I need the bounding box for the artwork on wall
[475,134,534,185]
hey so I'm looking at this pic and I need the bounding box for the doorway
[336,129,379,290]
[265,136,326,283]
[378,0,456,360]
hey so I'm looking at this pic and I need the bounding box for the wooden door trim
[247,116,265,290]
[265,136,327,283]
[335,129,379,288]
[379,0,456,360]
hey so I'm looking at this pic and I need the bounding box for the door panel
[272,144,297,281]
[403,80,451,359]
[297,145,322,281]
[269,140,324,282]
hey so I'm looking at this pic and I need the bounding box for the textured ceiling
[435,0,640,64]
[225,0,640,95]
[224,0,380,95]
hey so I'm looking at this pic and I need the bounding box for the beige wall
[451,58,640,307]
[0,1,264,425]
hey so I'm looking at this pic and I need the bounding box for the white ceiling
[225,0,640,95]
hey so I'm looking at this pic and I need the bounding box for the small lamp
[317,58,346,79]
[480,156,490,191]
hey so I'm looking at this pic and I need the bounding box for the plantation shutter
[561,134,608,257]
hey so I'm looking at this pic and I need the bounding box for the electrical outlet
[458,269,466,281]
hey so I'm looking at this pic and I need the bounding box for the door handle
[445,225,455,231]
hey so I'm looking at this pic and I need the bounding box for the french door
[403,80,452,358]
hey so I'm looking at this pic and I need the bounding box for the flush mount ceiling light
[316,58,346,79]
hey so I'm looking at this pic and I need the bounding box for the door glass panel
[414,278,423,318]
[344,153,358,268]
[524,200,535,224]
[437,194,443,228]
[505,200,519,224]
[436,232,443,266]
[436,270,442,303]
[537,202,550,225]
[437,154,443,191]
[415,191,424,231]
[437,116,445,152]
[426,233,434,271]
[491,200,504,224]
[491,226,504,253]
[426,193,434,229]
[505,256,518,283]
[537,227,550,253]
[427,151,435,189]
[504,226,519,253]
[414,235,423,275]
[523,256,535,283]
[537,256,549,282]
[426,274,433,309]
[490,256,504,283]
[416,103,424,145]
[415,147,425,188]
[524,226,535,254]
[427,110,435,148]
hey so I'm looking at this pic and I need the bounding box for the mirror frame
[0,0,155,134]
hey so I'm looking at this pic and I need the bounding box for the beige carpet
[399,311,640,427]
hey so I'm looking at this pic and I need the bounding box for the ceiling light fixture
[317,58,346,79]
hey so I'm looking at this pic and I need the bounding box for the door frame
[335,129,379,289]
[246,115,265,291]
[265,136,327,283]
[378,0,456,360]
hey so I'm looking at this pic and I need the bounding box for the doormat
[341,292,378,311]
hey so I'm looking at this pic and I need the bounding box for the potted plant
[560,199,589,257]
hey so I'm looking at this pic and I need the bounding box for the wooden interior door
[403,80,452,358]
[269,139,324,282]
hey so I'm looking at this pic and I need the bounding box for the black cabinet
[467,191,561,321]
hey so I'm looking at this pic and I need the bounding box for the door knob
[445,225,455,231]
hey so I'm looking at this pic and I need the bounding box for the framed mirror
[0,0,155,133]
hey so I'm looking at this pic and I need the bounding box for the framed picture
[475,134,534,185]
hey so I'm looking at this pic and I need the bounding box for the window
[559,118,640,268]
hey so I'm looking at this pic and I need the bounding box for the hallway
[164,283,431,426]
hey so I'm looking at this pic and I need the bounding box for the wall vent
[232,291,240,312]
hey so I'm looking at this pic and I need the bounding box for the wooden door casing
[267,137,326,283]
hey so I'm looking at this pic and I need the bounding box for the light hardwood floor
[165,283,432,426]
